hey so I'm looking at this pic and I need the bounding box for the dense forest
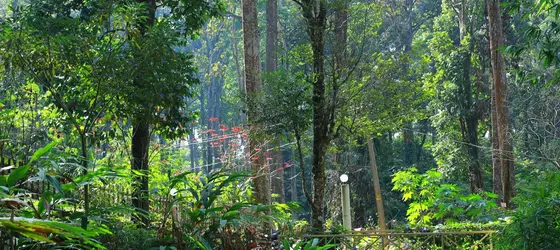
[0,0,559,249]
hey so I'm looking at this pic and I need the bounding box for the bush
[99,225,159,250]
[392,168,498,225]
[497,172,560,249]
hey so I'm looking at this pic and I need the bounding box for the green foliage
[0,218,110,249]
[282,238,338,250]
[0,142,111,248]
[149,168,300,249]
[392,168,497,225]
[497,172,560,250]
[505,0,560,82]
[100,225,158,250]
[261,69,312,137]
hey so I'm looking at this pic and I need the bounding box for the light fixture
[340,174,349,183]
[170,188,178,196]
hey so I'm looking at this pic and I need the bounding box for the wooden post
[367,138,387,248]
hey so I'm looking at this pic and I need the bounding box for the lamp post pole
[340,174,352,231]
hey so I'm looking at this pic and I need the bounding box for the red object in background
[232,126,242,133]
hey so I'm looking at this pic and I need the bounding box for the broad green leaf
[46,175,64,195]
[8,165,31,187]
[30,141,58,163]
[0,176,6,186]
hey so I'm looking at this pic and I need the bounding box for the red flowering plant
[146,118,300,249]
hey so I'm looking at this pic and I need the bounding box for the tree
[266,0,285,202]
[126,0,223,227]
[381,0,440,167]
[2,0,138,228]
[243,0,271,206]
[291,0,331,230]
[425,0,488,193]
[487,0,514,207]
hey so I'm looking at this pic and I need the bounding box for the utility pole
[367,138,387,248]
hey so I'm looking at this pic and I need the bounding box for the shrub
[392,168,498,226]
[497,172,560,249]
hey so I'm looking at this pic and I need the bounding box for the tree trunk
[266,0,278,73]
[189,127,198,172]
[291,149,298,203]
[80,134,89,229]
[310,17,328,233]
[491,88,503,203]
[465,117,484,192]
[333,0,348,71]
[231,11,244,97]
[487,0,515,207]
[266,0,284,202]
[457,2,484,193]
[199,91,208,168]
[243,0,270,206]
[131,0,156,228]
[132,119,150,227]
[403,123,414,166]
[296,0,329,231]
[402,0,415,167]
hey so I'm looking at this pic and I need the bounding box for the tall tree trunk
[403,124,414,166]
[309,5,328,232]
[132,119,150,227]
[231,12,244,96]
[402,0,415,167]
[487,0,515,207]
[199,91,208,168]
[266,0,284,202]
[457,1,484,193]
[266,0,278,73]
[291,148,298,203]
[189,126,198,171]
[243,0,270,206]
[131,0,156,228]
[465,117,484,192]
[294,0,330,231]
[333,0,347,70]
[80,134,89,229]
[230,10,247,126]
[491,88,503,203]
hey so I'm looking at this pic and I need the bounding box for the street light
[340,174,352,231]
[340,174,349,183]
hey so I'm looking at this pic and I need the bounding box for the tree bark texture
[266,0,284,202]
[266,0,278,73]
[132,119,150,227]
[487,0,515,207]
[243,0,271,206]
[457,2,484,193]
[297,0,329,231]
[491,88,503,203]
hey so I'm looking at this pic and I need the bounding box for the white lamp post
[340,174,352,231]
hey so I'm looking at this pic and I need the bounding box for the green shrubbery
[497,172,560,250]
[392,167,498,226]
